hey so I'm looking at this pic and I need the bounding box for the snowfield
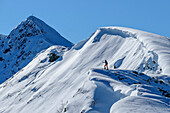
[0,17,169,113]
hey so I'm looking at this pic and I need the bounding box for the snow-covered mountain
[0,16,73,84]
[0,18,170,113]
[0,34,7,39]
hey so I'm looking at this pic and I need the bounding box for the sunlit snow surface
[0,26,170,113]
[0,16,73,84]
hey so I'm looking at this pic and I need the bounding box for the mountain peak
[27,15,37,20]
[9,16,73,47]
[0,16,73,84]
[26,15,46,27]
[25,16,42,25]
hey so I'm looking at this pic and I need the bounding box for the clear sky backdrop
[0,0,170,44]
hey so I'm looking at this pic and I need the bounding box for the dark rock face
[0,16,73,84]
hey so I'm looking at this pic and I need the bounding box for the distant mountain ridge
[0,16,73,84]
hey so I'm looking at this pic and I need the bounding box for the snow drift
[0,18,169,113]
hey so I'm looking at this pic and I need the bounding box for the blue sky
[0,0,170,43]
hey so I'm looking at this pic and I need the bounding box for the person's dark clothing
[104,60,108,70]
[105,60,108,65]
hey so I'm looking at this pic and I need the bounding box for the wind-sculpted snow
[87,69,169,113]
[0,25,169,113]
[88,27,170,75]
[92,28,137,43]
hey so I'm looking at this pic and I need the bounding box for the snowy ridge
[10,16,73,47]
[0,24,169,113]
[87,69,169,113]
[87,27,170,75]
[25,16,73,47]
[0,16,73,84]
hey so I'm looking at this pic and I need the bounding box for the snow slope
[0,16,73,84]
[0,26,169,113]
[89,69,169,113]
